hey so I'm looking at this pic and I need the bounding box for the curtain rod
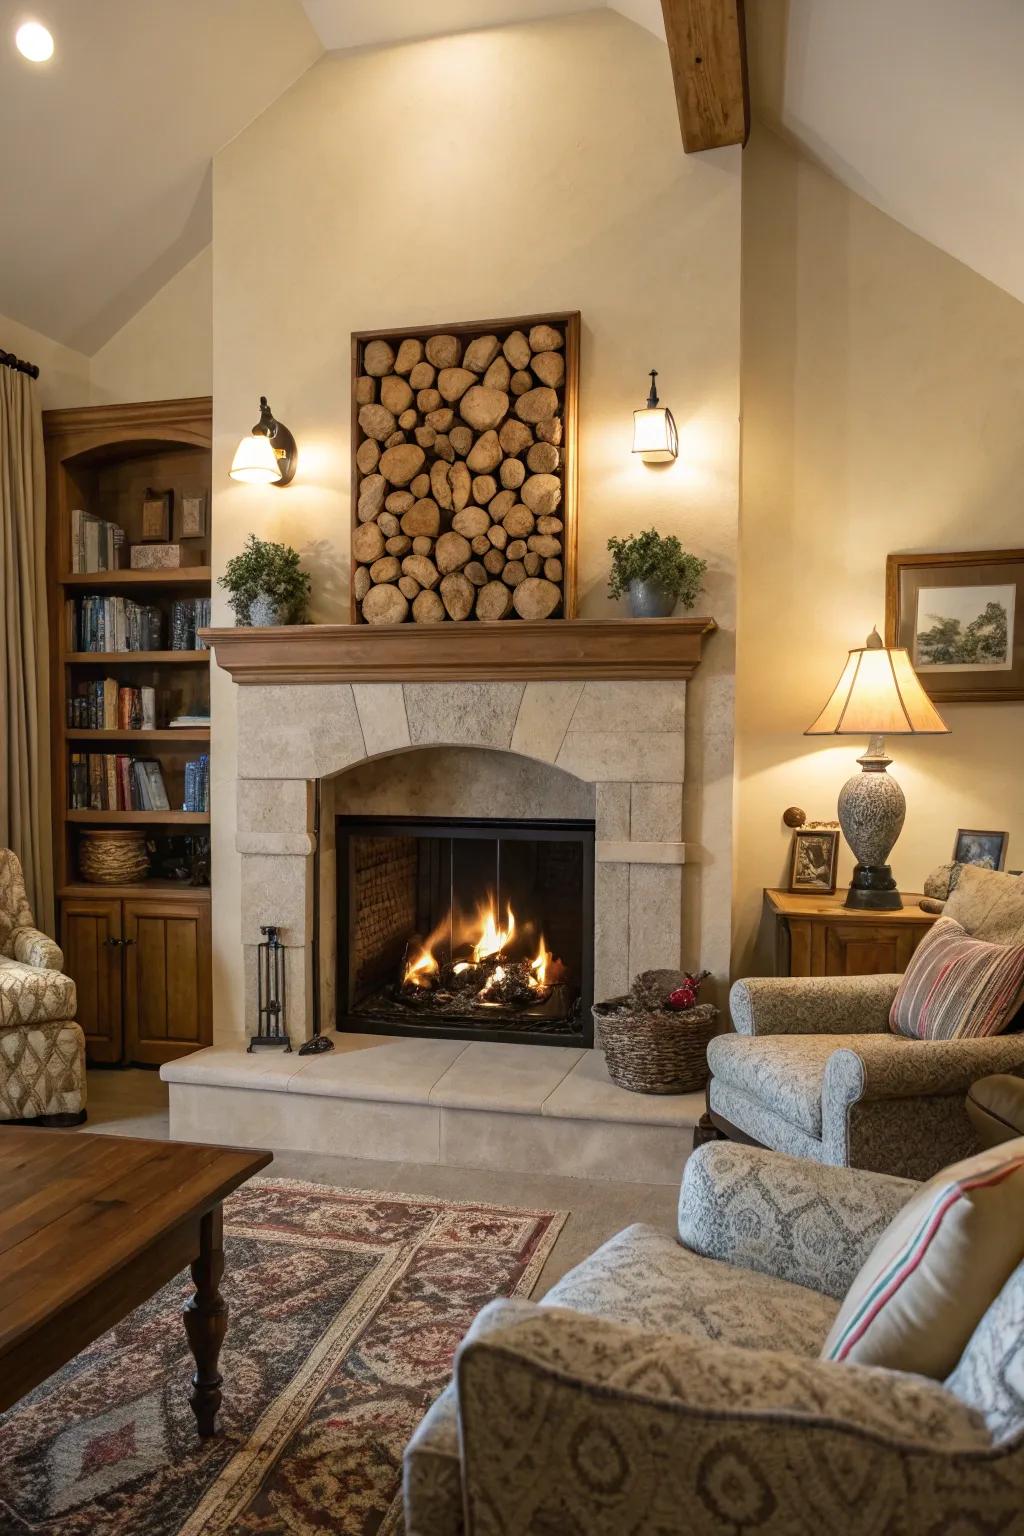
[0,349,40,380]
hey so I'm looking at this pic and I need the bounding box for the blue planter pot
[627,579,677,618]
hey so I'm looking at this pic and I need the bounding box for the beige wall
[89,245,212,404]
[0,312,90,410]
[735,126,1024,974]
[210,10,742,1040]
[2,245,211,411]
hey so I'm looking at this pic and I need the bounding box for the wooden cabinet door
[824,922,925,977]
[123,899,211,1066]
[60,897,123,1063]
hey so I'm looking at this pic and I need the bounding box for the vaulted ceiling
[746,0,1024,305]
[1,0,1020,356]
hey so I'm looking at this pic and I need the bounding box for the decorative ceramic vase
[837,735,907,910]
[627,579,677,618]
[248,592,283,627]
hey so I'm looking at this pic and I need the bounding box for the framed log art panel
[350,312,579,624]
[886,548,1024,703]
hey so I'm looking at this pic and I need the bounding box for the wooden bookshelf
[44,396,213,1067]
[61,568,212,590]
[66,810,211,826]
[66,728,211,744]
[65,650,210,665]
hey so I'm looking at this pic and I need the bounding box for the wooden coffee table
[0,1128,271,1436]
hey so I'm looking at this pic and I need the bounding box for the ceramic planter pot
[248,592,284,627]
[627,578,677,618]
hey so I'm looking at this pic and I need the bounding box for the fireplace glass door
[336,816,594,1045]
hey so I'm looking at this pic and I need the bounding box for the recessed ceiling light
[16,20,54,62]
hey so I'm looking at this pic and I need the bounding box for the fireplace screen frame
[335,814,595,1047]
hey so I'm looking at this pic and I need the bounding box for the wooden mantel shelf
[200,617,717,685]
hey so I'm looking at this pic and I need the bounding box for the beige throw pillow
[822,1137,1024,1378]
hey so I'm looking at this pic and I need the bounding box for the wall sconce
[229,396,297,486]
[632,369,678,463]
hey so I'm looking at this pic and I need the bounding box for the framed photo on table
[788,828,840,895]
[886,549,1024,703]
[953,828,1009,871]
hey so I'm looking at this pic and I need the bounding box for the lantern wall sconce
[632,369,678,463]
[229,396,297,486]
[248,925,292,1051]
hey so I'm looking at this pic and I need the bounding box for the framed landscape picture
[886,549,1024,702]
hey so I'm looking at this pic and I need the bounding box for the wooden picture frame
[788,828,840,894]
[350,312,579,624]
[953,828,1009,871]
[140,488,172,542]
[886,549,1024,703]
[179,492,207,539]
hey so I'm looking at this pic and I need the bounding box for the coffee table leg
[183,1206,228,1437]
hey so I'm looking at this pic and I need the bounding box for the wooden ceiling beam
[661,0,749,154]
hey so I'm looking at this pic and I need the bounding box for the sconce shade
[632,407,678,462]
[806,630,949,736]
[632,368,678,462]
[230,396,297,486]
[230,430,282,485]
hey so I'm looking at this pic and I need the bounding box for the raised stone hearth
[164,1034,702,1185]
[164,618,714,1176]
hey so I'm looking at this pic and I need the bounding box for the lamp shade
[632,406,678,462]
[806,630,949,736]
[230,431,282,485]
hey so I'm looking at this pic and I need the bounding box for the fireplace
[336,815,595,1045]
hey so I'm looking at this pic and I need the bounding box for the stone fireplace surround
[163,619,714,1182]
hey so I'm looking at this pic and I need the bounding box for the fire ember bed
[335,816,595,1046]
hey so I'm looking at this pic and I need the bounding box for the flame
[404,945,438,987]
[403,919,447,988]
[472,902,515,963]
[530,938,551,989]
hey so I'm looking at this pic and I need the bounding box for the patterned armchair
[705,866,1024,1179]
[0,850,86,1123]
[403,1139,1024,1535]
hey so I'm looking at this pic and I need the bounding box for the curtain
[0,366,53,929]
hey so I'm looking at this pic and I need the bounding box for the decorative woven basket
[594,998,718,1094]
[78,829,150,885]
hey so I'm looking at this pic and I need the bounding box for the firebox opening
[336,815,595,1046]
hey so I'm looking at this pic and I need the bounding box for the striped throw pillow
[889,916,1024,1040]
[823,1139,1024,1377]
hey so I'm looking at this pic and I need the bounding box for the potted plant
[218,534,311,626]
[607,529,706,618]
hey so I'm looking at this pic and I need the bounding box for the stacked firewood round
[353,323,568,623]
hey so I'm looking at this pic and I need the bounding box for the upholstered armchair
[0,850,86,1124]
[704,866,1024,1179]
[403,1137,1024,1535]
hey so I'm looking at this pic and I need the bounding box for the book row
[70,755,170,811]
[66,596,209,653]
[70,510,126,573]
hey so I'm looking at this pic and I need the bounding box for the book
[141,687,157,730]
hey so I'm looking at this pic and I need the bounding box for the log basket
[594,969,718,1094]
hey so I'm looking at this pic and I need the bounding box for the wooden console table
[0,1129,271,1435]
[766,888,938,977]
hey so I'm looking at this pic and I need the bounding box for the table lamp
[805,627,949,910]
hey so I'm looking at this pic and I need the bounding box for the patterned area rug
[0,1177,565,1535]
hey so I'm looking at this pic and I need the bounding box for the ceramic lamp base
[837,736,907,912]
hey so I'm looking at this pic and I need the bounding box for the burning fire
[472,903,515,962]
[402,901,563,1006]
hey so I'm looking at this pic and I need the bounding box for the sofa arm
[455,1302,997,1535]
[730,974,900,1036]
[825,1035,1024,1106]
[12,926,63,971]
[677,1142,917,1301]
